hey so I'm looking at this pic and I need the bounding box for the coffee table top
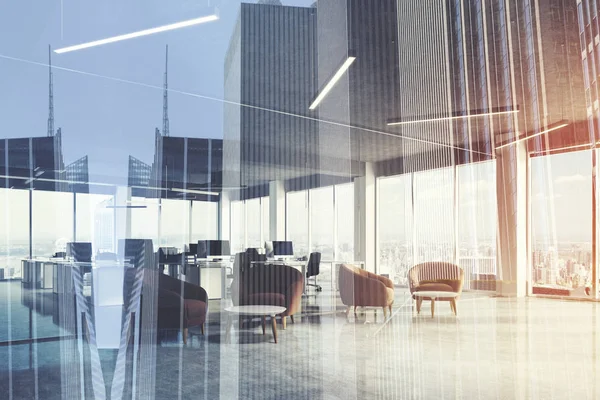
[224,305,286,315]
[413,291,459,298]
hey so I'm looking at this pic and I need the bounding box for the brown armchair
[231,263,304,329]
[408,262,464,315]
[338,264,395,318]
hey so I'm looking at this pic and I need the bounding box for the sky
[0,0,313,184]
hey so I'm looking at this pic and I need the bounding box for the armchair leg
[183,328,188,345]
[388,305,392,315]
[282,316,287,330]
[201,323,205,336]
[450,299,457,316]
[290,315,295,324]
[383,307,388,320]
[416,298,423,314]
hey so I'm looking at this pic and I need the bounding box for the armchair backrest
[408,262,464,294]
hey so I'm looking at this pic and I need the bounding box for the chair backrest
[306,252,321,277]
[408,262,464,293]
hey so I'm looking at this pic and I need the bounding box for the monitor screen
[66,242,92,263]
[272,241,293,256]
[188,243,198,256]
[196,241,208,259]
[208,240,230,257]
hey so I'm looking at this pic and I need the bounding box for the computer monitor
[264,241,274,258]
[188,243,198,256]
[66,242,92,263]
[272,241,293,257]
[208,240,230,257]
[196,241,208,259]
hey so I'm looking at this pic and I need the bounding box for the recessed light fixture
[309,56,356,110]
[54,14,219,54]
[387,107,518,126]
[495,121,569,151]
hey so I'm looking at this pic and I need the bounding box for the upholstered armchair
[338,264,395,318]
[408,262,464,315]
[231,263,304,329]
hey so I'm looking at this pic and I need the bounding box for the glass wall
[191,200,218,242]
[378,174,413,285]
[130,197,159,250]
[32,191,73,258]
[310,186,334,260]
[159,198,189,248]
[230,200,245,253]
[245,198,262,248]
[0,188,29,279]
[413,167,455,264]
[335,183,354,261]
[531,150,593,296]
[286,190,309,256]
[378,164,497,288]
[457,161,497,289]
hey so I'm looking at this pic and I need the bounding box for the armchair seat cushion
[416,283,454,293]
[247,292,286,308]
[184,299,207,326]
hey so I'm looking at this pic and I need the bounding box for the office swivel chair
[306,252,322,292]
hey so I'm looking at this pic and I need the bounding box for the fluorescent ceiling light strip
[54,14,219,54]
[495,123,569,151]
[171,188,219,196]
[387,109,518,126]
[309,57,356,110]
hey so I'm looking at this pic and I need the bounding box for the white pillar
[219,191,231,241]
[269,181,286,241]
[354,162,376,272]
[496,142,528,297]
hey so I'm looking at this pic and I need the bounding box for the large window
[76,193,115,254]
[246,198,262,248]
[378,174,413,285]
[130,197,159,250]
[457,161,497,288]
[32,191,73,258]
[230,200,245,253]
[286,190,309,256]
[0,188,29,278]
[413,167,455,263]
[531,150,592,296]
[191,200,218,241]
[160,199,189,248]
[335,183,354,261]
[310,186,334,260]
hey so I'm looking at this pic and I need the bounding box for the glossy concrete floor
[2,281,600,399]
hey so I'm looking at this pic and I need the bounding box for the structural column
[496,142,528,297]
[354,162,376,272]
[269,181,286,241]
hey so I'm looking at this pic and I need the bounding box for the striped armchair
[408,262,464,315]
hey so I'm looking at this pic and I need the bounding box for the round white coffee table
[413,291,459,318]
[224,305,287,344]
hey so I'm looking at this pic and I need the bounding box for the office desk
[185,260,231,300]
